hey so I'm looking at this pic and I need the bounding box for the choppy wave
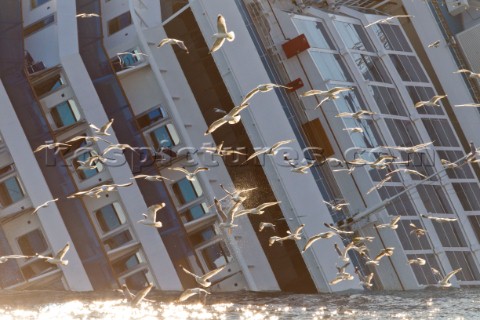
[0,288,477,319]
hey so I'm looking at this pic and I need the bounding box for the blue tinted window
[0,177,24,206]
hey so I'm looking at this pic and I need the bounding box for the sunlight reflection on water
[0,288,478,319]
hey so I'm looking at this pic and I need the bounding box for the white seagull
[365,15,414,28]
[300,87,353,109]
[34,142,71,153]
[335,110,376,119]
[36,243,70,266]
[259,222,276,232]
[269,224,305,246]
[236,201,281,217]
[31,198,59,215]
[132,174,172,182]
[131,283,154,306]
[323,223,354,235]
[178,288,210,303]
[180,264,226,287]
[219,184,256,203]
[202,141,246,157]
[414,95,447,108]
[427,40,441,48]
[376,215,401,230]
[244,140,295,163]
[76,13,100,18]
[0,255,32,264]
[323,200,349,211]
[421,214,457,223]
[438,268,462,287]
[205,102,250,135]
[168,167,209,181]
[454,69,480,79]
[138,203,165,228]
[89,119,114,136]
[210,14,235,53]
[302,231,336,253]
[214,198,244,232]
[157,38,189,54]
[454,103,480,107]
[409,223,427,238]
[408,257,426,265]
[241,83,291,105]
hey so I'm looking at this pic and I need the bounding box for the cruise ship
[0,0,479,293]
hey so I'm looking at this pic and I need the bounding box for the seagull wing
[443,268,462,282]
[328,87,352,95]
[242,87,260,104]
[181,265,198,278]
[55,243,70,260]
[245,148,269,162]
[271,139,294,151]
[205,117,228,135]
[229,102,250,117]
[147,203,165,221]
[302,234,323,252]
[391,215,401,226]
[217,14,228,34]
[257,201,281,210]
[430,95,446,104]
[157,38,172,47]
[210,38,226,53]
[178,289,199,302]
[131,284,153,306]
[169,167,190,175]
[294,224,305,236]
[300,89,325,97]
[202,265,226,281]
[454,69,472,74]
[214,199,228,222]
[193,167,210,175]
[454,103,480,107]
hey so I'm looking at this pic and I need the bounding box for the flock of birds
[1,10,476,305]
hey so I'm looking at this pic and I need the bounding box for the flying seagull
[168,167,209,181]
[0,255,32,264]
[454,69,480,79]
[138,203,165,228]
[76,13,100,18]
[178,288,210,303]
[236,201,281,217]
[302,231,336,253]
[132,174,172,182]
[131,283,154,306]
[36,243,70,266]
[300,87,353,109]
[409,222,427,238]
[205,102,250,135]
[210,14,235,53]
[365,15,414,28]
[454,103,480,107]
[438,268,462,287]
[241,83,291,105]
[427,40,441,48]
[259,222,276,232]
[421,214,457,223]
[376,215,401,230]
[214,198,244,232]
[90,119,114,136]
[414,95,447,108]
[180,264,226,287]
[34,142,71,153]
[157,38,189,54]
[244,140,295,163]
[31,198,59,214]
